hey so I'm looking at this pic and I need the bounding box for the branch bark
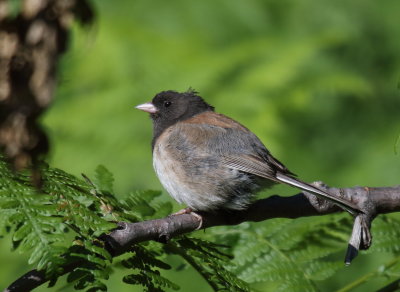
[4,184,400,292]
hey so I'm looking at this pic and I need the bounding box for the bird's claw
[170,207,203,230]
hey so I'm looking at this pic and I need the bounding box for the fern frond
[209,215,353,291]
[94,165,115,193]
[370,215,400,253]
[171,237,252,292]
[120,244,179,291]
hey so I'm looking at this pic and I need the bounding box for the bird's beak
[135,102,158,114]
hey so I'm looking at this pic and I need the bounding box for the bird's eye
[164,101,172,107]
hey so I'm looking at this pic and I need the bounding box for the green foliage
[196,213,400,292]
[336,216,400,292]
[395,134,400,155]
[0,160,252,291]
[168,237,251,292]
[0,159,68,277]
[2,158,400,291]
[94,165,115,194]
[0,160,117,289]
[121,244,179,292]
[202,216,352,291]
[370,216,400,254]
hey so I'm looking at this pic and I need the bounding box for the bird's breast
[153,140,207,209]
[151,126,262,211]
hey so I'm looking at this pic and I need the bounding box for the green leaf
[94,165,114,193]
[12,222,31,242]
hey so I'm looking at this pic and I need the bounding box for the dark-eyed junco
[136,89,358,216]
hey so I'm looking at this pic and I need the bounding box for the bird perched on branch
[136,89,358,218]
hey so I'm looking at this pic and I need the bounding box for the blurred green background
[1,0,400,291]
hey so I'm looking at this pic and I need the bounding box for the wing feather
[173,117,358,215]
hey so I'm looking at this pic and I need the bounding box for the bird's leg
[171,207,203,230]
[171,207,193,216]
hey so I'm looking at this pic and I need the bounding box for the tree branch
[4,184,400,292]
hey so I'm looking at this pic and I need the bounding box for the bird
[136,89,358,218]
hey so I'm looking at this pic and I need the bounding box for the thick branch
[4,184,400,292]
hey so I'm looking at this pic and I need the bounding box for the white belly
[153,142,229,211]
[153,144,193,205]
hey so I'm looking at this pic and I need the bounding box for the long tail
[276,173,358,216]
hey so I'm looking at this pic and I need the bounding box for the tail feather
[276,173,358,216]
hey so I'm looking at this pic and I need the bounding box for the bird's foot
[171,207,203,230]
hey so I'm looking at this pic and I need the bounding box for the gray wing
[173,121,294,179]
[174,122,358,215]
